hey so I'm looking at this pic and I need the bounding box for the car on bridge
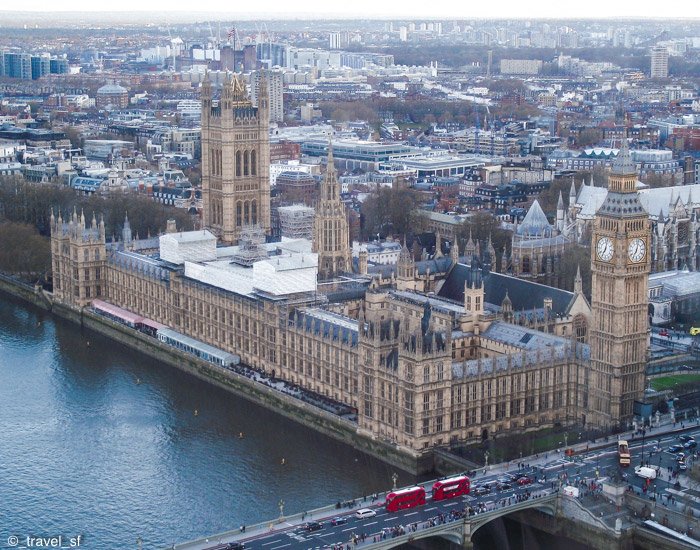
[659,329,669,337]
[516,476,533,486]
[667,444,684,453]
[679,435,695,443]
[329,517,348,526]
[685,440,697,449]
[355,508,376,519]
[471,485,490,496]
[303,522,323,532]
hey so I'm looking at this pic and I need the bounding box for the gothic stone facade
[201,73,271,244]
[50,213,594,453]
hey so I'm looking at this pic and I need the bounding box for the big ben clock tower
[588,140,650,429]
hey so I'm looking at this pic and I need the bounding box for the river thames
[0,296,402,549]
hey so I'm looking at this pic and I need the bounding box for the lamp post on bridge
[391,472,398,490]
[279,500,285,521]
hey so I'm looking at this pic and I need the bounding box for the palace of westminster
[50,72,651,456]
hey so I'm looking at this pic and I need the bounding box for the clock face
[596,237,614,262]
[628,238,646,263]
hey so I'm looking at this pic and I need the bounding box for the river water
[0,296,401,549]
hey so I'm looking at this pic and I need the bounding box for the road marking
[262,540,283,546]
[271,545,291,550]
[364,521,378,526]
[341,527,355,532]
[425,507,437,511]
[443,502,459,507]
[404,512,419,516]
[383,517,396,522]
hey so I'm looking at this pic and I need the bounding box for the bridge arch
[468,498,558,539]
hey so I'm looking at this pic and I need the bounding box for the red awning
[92,299,143,325]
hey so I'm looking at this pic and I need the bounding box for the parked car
[667,444,684,453]
[330,517,347,526]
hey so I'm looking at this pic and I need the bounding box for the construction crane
[164,18,176,71]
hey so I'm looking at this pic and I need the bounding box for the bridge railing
[170,492,392,550]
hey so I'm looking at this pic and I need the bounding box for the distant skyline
[0,1,698,19]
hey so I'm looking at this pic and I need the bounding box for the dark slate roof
[416,256,453,276]
[438,263,575,316]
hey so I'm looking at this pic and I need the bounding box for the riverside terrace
[171,422,700,550]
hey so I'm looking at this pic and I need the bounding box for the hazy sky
[3,0,698,18]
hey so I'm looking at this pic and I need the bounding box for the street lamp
[641,428,647,466]
[391,472,398,490]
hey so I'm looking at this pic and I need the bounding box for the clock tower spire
[588,140,650,428]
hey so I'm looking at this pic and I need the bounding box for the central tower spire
[313,138,351,280]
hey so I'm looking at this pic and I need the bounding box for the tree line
[0,222,51,282]
[0,176,194,240]
[0,176,195,280]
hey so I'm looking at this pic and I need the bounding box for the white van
[634,466,657,480]
[355,508,376,519]
[563,486,580,497]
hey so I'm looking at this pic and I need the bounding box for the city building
[650,45,669,79]
[648,269,700,326]
[250,70,284,123]
[95,83,129,110]
[500,59,542,75]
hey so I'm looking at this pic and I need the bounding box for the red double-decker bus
[385,486,426,512]
[432,475,470,501]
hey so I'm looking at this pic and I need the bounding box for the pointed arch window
[243,150,250,176]
[251,200,257,225]
[251,150,257,175]
[236,151,242,177]
[236,202,242,227]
